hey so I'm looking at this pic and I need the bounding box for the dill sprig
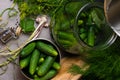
[68,64,85,75]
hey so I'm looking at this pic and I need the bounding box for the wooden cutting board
[52,55,87,80]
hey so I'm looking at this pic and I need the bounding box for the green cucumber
[57,32,75,41]
[71,19,83,26]
[34,76,40,80]
[52,62,61,70]
[36,41,58,56]
[78,20,84,26]
[38,53,46,65]
[38,57,44,64]
[37,56,55,76]
[57,38,73,45]
[57,39,73,48]
[79,32,87,40]
[87,27,95,46]
[19,55,31,69]
[20,42,36,57]
[29,49,40,75]
[35,69,57,80]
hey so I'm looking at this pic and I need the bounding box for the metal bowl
[19,38,61,80]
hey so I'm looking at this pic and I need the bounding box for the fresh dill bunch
[14,0,69,20]
[82,37,120,80]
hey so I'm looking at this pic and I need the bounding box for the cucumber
[34,76,40,80]
[38,57,44,64]
[57,39,73,48]
[38,53,46,65]
[20,42,36,57]
[52,62,61,70]
[57,38,73,45]
[19,55,31,69]
[47,44,54,49]
[78,20,84,26]
[57,32,75,41]
[35,69,57,80]
[37,56,55,76]
[29,49,40,75]
[36,41,58,56]
[87,26,95,46]
[34,74,38,78]
[79,32,87,40]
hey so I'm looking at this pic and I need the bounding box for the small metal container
[19,38,61,80]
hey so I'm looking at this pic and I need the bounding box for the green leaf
[91,8,105,28]
[20,18,35,33]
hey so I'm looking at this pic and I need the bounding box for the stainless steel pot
[104,0,120,37]
[19,38,61,80]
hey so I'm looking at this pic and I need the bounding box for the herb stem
[0,2,17,20]
[52,0,64,17]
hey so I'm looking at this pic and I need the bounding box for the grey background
[0,0,52,80]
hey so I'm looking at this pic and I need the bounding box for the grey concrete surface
[0,0,52,80]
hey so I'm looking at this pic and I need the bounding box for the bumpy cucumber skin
[29,49,40,75]
[37,56,55,76]
[57,38,73,49]
[36,41,58,56]
[20,42,36,57]
[35,69,57,80]
[19,55,31,69]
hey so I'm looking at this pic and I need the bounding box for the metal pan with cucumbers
[19,38,61,80]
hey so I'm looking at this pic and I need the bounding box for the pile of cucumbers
[19,39,61,80]
[52,11,78,52]
[78,7,105,47]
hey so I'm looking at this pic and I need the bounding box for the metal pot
[19,38,61,80]
[104,0,120,37]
